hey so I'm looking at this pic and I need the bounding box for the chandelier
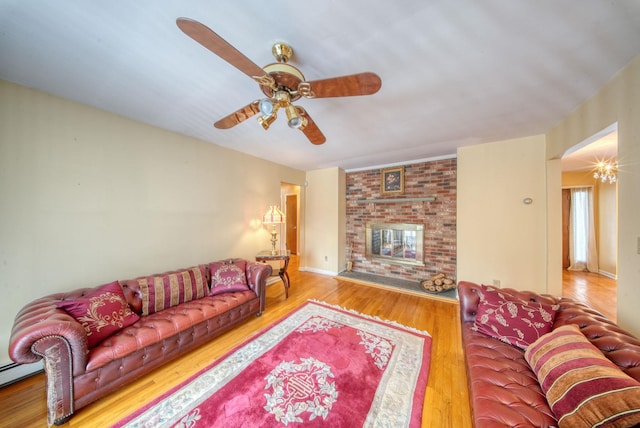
[593,161,617,184]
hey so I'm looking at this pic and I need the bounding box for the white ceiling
[1,1,639,171]
[561,130,618,172]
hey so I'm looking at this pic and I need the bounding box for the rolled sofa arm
[246,261,272,314]
[10,290,91,374]
[10,289,96,425]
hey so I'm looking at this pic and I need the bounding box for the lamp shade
[263,205,285,224]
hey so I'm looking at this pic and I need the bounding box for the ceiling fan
[176,18,382,145]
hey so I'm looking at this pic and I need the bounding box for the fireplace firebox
[365,223,424,266]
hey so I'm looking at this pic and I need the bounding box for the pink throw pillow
[57,281,140,348]
[473,285,558,349]
[209,260,249,296]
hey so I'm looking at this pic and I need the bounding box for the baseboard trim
[298,266,339,276]
[266,277,281,286]
[598,270,617,279]
[0,361,43,387]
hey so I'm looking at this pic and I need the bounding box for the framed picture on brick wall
[381,166,404,194]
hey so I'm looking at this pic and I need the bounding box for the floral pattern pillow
[472,285,558,349]
[57,281,140,348]
[209,260,249,296]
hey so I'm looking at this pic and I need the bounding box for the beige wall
[562,170,598,187]
[458,55,638,338]
[547,55,640,336]
[597,181,617,276]
[0,79,305,364]
[303,167,345,274]
[457,135,548,293]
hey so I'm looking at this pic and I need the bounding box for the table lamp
[262,205,286,255]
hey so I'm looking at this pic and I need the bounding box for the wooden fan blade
[214,101,260,129]
[305,72,381,98]
[177,18,268,80]
[299,109,326,145]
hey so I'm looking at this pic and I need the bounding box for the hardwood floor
[0,256,472,428]
[561,269,617,322]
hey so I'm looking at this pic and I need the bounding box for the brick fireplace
[346,158,457,282]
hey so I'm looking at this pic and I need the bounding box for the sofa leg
[256,312,262,317]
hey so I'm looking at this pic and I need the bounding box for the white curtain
[568,187,599,272]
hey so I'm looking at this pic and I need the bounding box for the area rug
[113,300,432,428]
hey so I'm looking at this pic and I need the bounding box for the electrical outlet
[324,256,328,262]
[492,279,501,287]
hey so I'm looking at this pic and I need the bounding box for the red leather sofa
[459,281,640,427]
[9,258,271,426]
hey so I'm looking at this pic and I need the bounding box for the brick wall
[346,158,457,282]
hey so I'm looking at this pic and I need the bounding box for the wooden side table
[255,250,291,298]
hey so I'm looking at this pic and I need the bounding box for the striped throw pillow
[137,265,207,316]
[524,324,640,428]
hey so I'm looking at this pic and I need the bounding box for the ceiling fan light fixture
[258,98,274,116]
[285,105,307,130]
[288,116,307,130]
[274,91,291,108]
[258,112,277,130]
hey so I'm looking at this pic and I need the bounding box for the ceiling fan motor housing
[260,63,305,101]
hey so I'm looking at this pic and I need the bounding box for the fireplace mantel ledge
[356,197,436,204]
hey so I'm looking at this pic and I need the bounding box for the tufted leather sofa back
[553,296,640,381]
[458,281,640,428]
[459,281,640,381]
[459,281,557,323]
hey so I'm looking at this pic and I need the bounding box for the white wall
[303,167,345,275]
[547,55,640,336]
[457,135,548,293]
[0,79,305,364]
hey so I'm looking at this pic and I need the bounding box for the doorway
[285,194,298,254]
[560,125,618,313]
[281,183,301,256]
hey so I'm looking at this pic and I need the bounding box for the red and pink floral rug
[113,300,432,428]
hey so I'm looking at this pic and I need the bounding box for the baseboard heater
[0,361,43,387]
